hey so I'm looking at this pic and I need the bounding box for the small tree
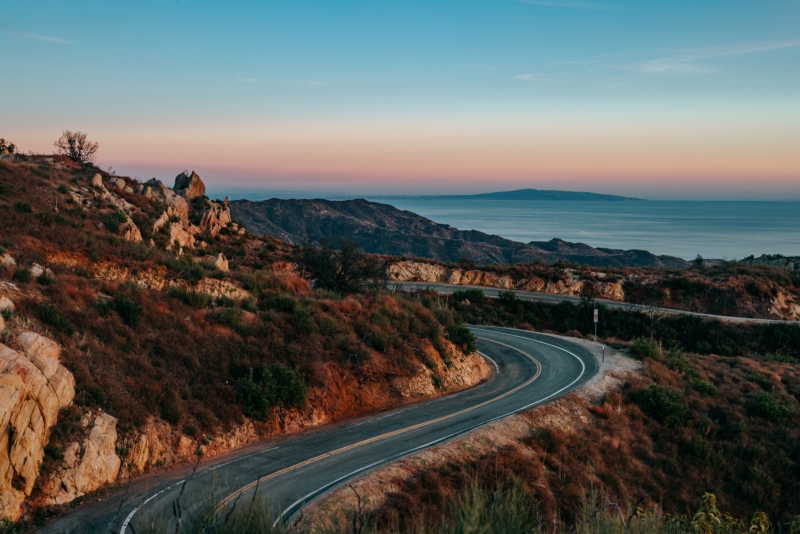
[299,239,386,295]
[0,139,15,154]
[54,130,99,164]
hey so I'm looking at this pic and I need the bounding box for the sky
[2,0,799,199]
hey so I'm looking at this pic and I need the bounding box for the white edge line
[272,327,589,526]
[118,447,280,532]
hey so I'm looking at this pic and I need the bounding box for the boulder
[91,174,103,187]
[0,333,75,520]
[40,411,121,505]
[121,219,143,243]
[0,254,15,270]
[214,253,229,272]
[173,171,206,199]
[108,177,126,191]
[0,296,13,313]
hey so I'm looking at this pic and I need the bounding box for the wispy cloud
[512,73,551,81]
[519,0,614,9]
[28,33,72,45]
[628,38,800,75]
[236,78,258,84]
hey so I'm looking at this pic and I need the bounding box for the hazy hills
[366,188,642,202]
[229,198,688,268]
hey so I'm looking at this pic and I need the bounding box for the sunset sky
[3,0,799,198]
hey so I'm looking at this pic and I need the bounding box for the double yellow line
[215,336,540,511]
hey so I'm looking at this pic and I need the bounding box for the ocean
[372,199,800,261]
[211,187,800,261]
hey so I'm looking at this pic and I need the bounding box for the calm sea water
[364,199,800,261]
[213,187,800,261]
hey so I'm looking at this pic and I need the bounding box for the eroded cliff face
[388,261,625,301]
[0,331,75,520]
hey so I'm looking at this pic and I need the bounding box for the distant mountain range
[368,188,643,202]
[230,198,687,268]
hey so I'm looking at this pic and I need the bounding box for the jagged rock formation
[0,331,75,520]
[197,197,232,237]
[229,198,689,268]
[39,411,121,505]
[173,171,206,199]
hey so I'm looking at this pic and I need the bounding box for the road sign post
[593,308,598,343]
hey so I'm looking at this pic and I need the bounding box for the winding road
[393,281,794,324]
[42,327,598,533]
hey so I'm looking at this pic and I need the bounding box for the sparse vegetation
[53,130,99,164]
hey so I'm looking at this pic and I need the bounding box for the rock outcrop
[214,253,229,272]
[121,217,143,243]
[0,331,75,520]
[197,198,232,237]
[40,411,121,505]
[173,171,206,199]
[388,261,626,302]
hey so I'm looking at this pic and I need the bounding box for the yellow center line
[214,335,540,511]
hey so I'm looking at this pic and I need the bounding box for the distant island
[368,188,643,202]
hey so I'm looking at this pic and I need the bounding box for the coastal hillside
[229,198,688,268]
[0,151,490,524]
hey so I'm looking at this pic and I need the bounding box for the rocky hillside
[0,153,490,525]
[229,198,688,268]
[388,259,800,321]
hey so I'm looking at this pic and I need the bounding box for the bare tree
[54,130,99,164]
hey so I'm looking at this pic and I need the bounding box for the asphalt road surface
[41,326,598,533]
[392,281,793,324]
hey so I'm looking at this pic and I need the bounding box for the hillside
[229,198,688,268]
[0,153,490,525]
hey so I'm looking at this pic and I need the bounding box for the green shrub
[447,323,477,354]
[13,201,31,213]
[746,372,773,390]
[634,385,687,427]
[167,287,212,309]
[692,379,719,397]
[236,364,307,421]
[263,294,299,313]
[751,392,794,422]
[498,291,518,305]
[209,308,241,328]
[630,337,662,360]
[11,268,31,283]
[101,211,127,234]
[36,273,55,286]
[369,331,387,353]
[113,293,144,328]
[38,302,75,335]
[214,295,236,308]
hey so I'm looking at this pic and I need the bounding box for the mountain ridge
[229,197,688,268]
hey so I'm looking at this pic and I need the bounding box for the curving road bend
[41,327,598,533]
[393,281,794,324]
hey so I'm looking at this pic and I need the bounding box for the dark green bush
[630,337,662,360]
[38,302,74,335]
[209,308,241,328]
[13,201,31,213]
[236,364,307,421]
[452,289,486,304]
[751,392,794,422]
[113,293,144,328]
[634,385,687,427]
[167,287,212,309]
[12,268,31,283]
[447,323,477,354]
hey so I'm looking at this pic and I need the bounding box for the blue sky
[2,0,799,198]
